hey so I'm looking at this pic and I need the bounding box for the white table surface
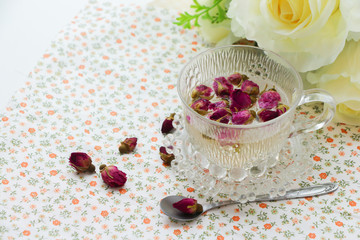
[0,0,151,111]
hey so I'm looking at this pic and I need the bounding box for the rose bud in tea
[208,100,229,111]
[213,77,233,98]
[191,85,213,100]
[258,109,280,122]
[208,108,232,124]
[190,99,210,115]
[232,110,256,125]
[276,104,289,115]
[240,80,260,96]
[258,89,281,109]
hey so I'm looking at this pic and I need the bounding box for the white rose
[227,0,350,72]
[196,0,237,44]
[306,40,360,125]
[198,16,233,44]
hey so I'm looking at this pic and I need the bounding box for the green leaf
[173,0,229,29]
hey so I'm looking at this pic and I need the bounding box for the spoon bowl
[160,195,203,221]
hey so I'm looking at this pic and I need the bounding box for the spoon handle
[253,183,337,202]
[203,183,338,212]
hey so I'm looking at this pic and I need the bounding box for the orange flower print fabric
[0,1,359,239]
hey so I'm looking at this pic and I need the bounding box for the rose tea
[185,75,291,168]
[178,45,335,174]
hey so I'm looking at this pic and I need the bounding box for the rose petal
[258,109,280,122]
[208,108,231,124]
[230,89,252,112]
[208,100,228,111]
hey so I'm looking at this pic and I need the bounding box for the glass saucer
[164,115,316,202]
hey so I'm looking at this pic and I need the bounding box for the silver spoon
[160,183,338,221]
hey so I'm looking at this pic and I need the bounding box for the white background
[0,0,151,110]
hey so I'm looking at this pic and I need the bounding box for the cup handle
[289,88,336,138]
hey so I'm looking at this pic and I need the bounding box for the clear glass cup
[177,45,335,170]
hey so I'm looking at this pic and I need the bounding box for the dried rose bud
[227,73,243,85]
[99,164,127,187]
[161,113,175,134]
[250,95,258,104]
[232,110,256,125]
[233,38,258,46]
[240,80,259,96]
[172,198,203,215]
[191,85,213,100]
[190,99,210,115]
[213,77,233,98]
[159,146,175,164]
[258,109,280,122]
[230,89,252,113]
[208,108,232,124]
[258,90,281,109]
[208,100,229,111]
[69,152,95,173]
[276,104,289,115]
[119,137,137,154]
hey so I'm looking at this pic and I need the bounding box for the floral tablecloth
[0,1,359,239]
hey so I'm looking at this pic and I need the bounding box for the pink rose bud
[172,198,203,214]
[240,80,259,96]
[190,99,210,115]
[213,77,233,98]
[161,113,175,134]
[159,146,175,165]
[208,108,231,124]
[258,109,280,122]
[99,164,127,187]
[230,89,252,113]
[232,110,256,125]
[258,90,281,109]
[227,73,249,86]
[276,104,289,115]
[69,152,95,173]
[119,137,137,154]
[191,84,214,100]
[208,100,229,111]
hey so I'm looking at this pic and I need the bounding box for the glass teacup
[177,45,335,172]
